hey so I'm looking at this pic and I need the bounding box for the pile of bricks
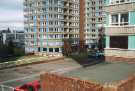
[40,73,135,91]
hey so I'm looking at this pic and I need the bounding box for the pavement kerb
[0,57,64,70]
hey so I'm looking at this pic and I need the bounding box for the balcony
[105,26,135,35]
[23,0,33,5]
[105,2,135,13]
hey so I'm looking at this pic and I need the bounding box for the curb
[0,57,64,70]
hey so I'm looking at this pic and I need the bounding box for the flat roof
[64,62,135,84]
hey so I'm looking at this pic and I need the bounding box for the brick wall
[117,75,135,91]
[40,73,103,91]
[40,73,135,91]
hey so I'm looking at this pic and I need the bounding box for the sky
[0,0,24,30]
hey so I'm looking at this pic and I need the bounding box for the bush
[68,52,88,61]
[14,48,25,56]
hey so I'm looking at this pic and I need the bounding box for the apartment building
[105,0,135,62]
[84,0,105,48]
[0,29,25,48]
[24,0,79,54]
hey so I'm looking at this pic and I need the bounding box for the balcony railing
[105,48,135,58]
[105,26,135,35]
[105,2,135,13]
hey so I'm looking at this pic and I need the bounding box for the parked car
[88,51,104,59]
[14,80,41,91]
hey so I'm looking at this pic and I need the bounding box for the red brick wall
[103,86,117,91]
[103,75,135,91]
[117,75,135,91]
[40,73,135,91]
[40,73,103,91]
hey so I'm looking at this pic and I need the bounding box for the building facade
[24,0,79,54]
[105,0,135,61]
[84,0,105,48]
[0,29,25,48]
[1,31,25,48]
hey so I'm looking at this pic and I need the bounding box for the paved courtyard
[64,62,135,84]
[0,58,81,84]
[0,57,135,90]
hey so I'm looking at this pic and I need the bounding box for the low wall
[105,56,135,63]
[34,52,63,57]
[105,48,135,63]
[117,75,135,91]
[40,73,103,91]
[40,73,135,91]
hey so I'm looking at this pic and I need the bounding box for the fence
[0,85,14,91]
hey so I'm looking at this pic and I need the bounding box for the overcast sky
[0,0,24,30]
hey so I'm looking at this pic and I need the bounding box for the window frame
[110,0,130,4]
[110,12,129,26]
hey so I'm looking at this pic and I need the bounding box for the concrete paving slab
[64,62,135,84]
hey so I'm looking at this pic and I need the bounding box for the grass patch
[0,55,47,63]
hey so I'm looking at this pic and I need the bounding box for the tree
[7,40,14,54]
[98,27,105,52]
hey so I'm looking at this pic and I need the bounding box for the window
[43,48,47,51]
[120,13,128,25]
[55,48,59,52]
[49,48,53,52]
[111,14,118,25]
[111,13,128,26]
[98,18,102,22]
[92,29,95,32]
[110,36,128,49]
[110,0,130,4]
[120,0,125,3]
[38,47,40,52]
